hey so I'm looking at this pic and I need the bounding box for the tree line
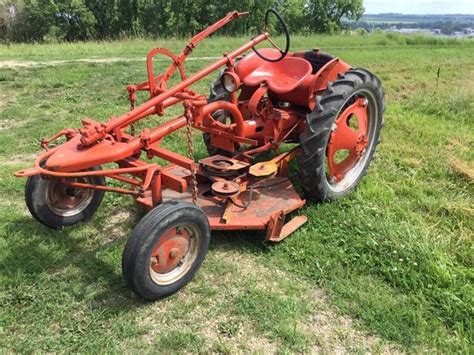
[0,0,364,43]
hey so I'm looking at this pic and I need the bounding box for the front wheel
[122,201,211,300]
[25,166,105,229]
[298,68,384,202]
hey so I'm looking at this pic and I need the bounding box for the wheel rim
[45,177,94,216]
[326,89,378,192]
[149,224,200,286]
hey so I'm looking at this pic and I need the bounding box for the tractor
[15,9,384,300]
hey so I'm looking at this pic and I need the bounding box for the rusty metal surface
[211,181,240,197]
[249,161,278,177]
[267,215,308,242]
[199,155,249,172]
[138,166,306,231]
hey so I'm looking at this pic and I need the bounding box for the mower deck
[136,165,307,240]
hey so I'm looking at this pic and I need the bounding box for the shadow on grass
[2,211,271,312]
[3,214,143,313]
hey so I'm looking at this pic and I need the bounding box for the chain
[184,105,198,205]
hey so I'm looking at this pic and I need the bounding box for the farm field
[0,34,473,353]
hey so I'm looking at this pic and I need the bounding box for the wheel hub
[150,227,191,274]
[327,97,369,181]
[46,177,93,216]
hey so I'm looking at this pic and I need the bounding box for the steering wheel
[252,8,290,62]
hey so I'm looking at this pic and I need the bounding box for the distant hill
[363,13,474,23]
[347,13,474,35]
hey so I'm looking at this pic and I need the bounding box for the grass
[0,33,470,61]
[0,33,473,352]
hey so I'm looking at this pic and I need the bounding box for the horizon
[364,0,474,15]
[363,12,474,16]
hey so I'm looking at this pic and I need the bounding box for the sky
[364,0,474,14]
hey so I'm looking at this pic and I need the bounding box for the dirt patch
[0,58,138,68]
[218,248,398,352]
[138,251,279,352]
[449,157,474,182]
[136,243,399,353]
[0,93,16,110]
[302,297,399,353]
[101,209,135,244]
[0,153,37,166]
[447,136,472,154]
[0,118,26,132]
[0,56,220,69]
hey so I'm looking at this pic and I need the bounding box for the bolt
[223,182,229,190]
[259,164,266,170]
[169,248,179,259]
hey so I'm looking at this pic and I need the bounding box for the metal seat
[243,56,312,94]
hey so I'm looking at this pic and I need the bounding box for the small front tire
[25,166,105,229]
[122,201,211,300]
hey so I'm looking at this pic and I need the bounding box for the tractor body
[15,10,384,299]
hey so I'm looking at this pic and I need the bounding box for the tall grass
[0,33,472,61]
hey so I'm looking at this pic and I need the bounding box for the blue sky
[364,0,474,14]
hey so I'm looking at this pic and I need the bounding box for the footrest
[267,213,308,242]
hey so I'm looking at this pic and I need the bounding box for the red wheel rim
[148,223,201,285]
[327,97,369,182]
[150,227,191,274]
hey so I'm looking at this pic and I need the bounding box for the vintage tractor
[15,9,384,300]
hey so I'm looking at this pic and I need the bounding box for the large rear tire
[202,75,238,157]
[122,201,211,300]
[298,68,384,202]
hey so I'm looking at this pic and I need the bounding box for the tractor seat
[243,56,312,94]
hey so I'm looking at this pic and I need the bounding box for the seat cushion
[243,56,312,94]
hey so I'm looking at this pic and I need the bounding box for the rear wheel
[298,68,384,202]
[25,166,105,229]
[122,201,211,300]
[202,75,239,157]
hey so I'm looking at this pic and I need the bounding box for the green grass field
[1,34,473,353]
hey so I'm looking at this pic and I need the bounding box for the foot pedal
[266,211,307,242]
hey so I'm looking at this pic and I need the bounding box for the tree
[306,0,364,33]
[54,0,97,41]
[280,0,309,34]
[1,0,368,42]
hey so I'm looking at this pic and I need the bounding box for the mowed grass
[0,34,473,352]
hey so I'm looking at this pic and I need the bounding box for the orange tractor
[15,10,384,300]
